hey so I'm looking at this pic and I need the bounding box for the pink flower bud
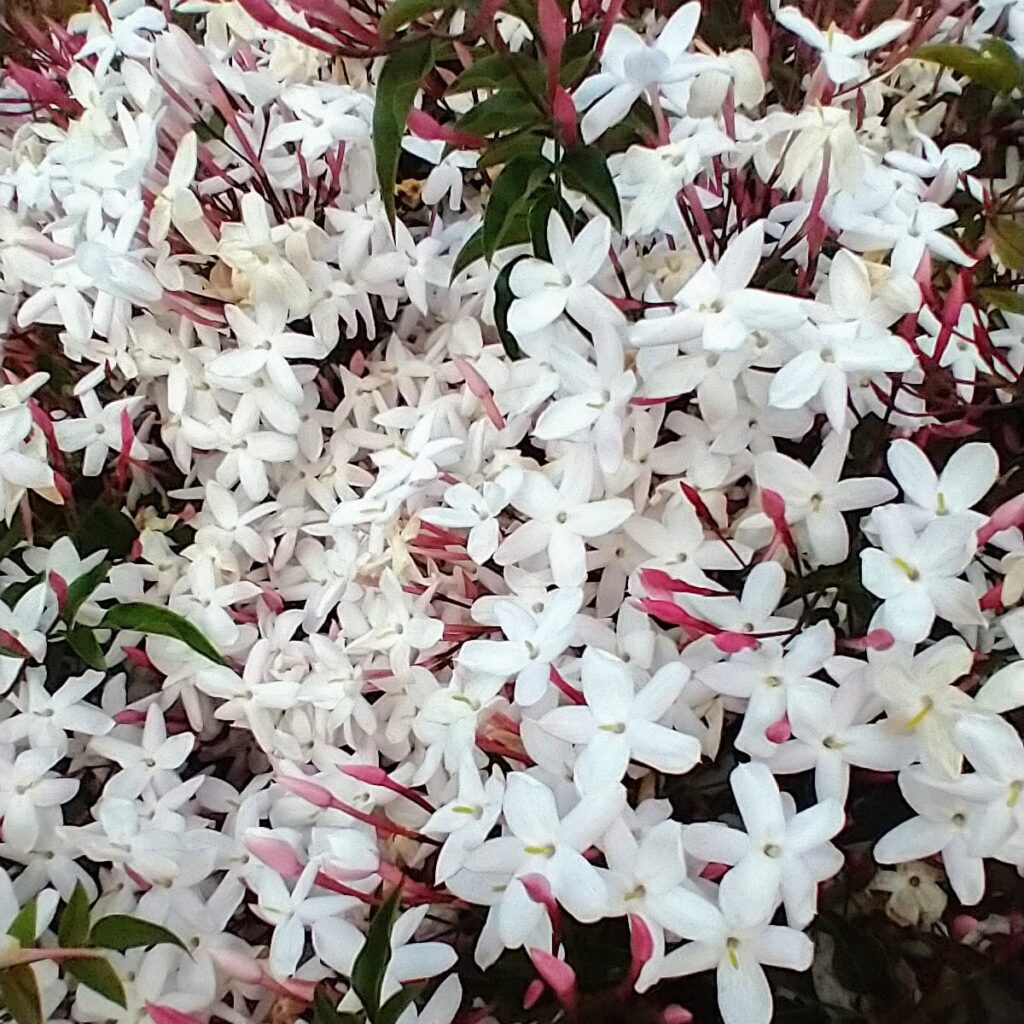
[714,631,760,654]
[48,572,68,613]
[765,715,791,743]
[979,493,1024,546]
[699,862,728,881]
[661,1006,694,1024]
[243,831,304,878]
[523,979,545,1011]
[208,949,264,985]
[146,1005,204,1024]
[276,774,336,808]
[951,914,979,942]
[527,949,577,1012]
[629,914,654,966]
[551,87,578,147]
[341,764,389,786]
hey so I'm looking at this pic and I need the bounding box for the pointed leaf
[483,153,552,260]
[89,915,188,953]
[0,965,41,1024]
[351,889,403,1018]
[917,39,1023,92]
[64,561,110,625]
[67,626,106,671]
[455,87,543,136]
[560,145,621,230]
[66,958,126,1008]
[6,901,36,948]
[373,37,435,230]
[99,604,223,665]
[988,217,1024,272]
[494,255,527,360]
[379,0,455,37]
[58,884,91,949]
[378,984,424,1024]
[312,987,363,1024]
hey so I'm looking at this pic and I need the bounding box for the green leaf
[99,603,223,664]
[988,217,1024,272]
[312,987,363,1024]
[7,900,36,948]
[58,884,91,949]
[373,37,435,230]
[493,256,527,360]
[89,915,188,953]
[351,889,403,1019]
[450,227,486,281]
[483,153,552,260]
[0,965,42,1024]
[378,984,423,1024]
[379,0,454,37]
[917,39,1023,92]
[0,521,23,561]
[979,286,1024,314]
[64,561,110,625]
[73,505,138,559]
[560,145,621,231]
[65,958,126,1008]
[448,52,539,95]
[477,130,543,170]
[455,88,543,137]
[528,188,573,261]
[67,627,106,671]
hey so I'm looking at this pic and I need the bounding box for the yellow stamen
[726,938,740,969]
[893,557,920,581]
[906,697,934,731]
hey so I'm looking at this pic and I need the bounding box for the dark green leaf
[7,900,36,948]
[312,986,363,1024]
[99,603,223,664]
[483,154,552,260]
[64,561,110,625]
[528,188,573,261]
[58,884,91,949]
[988,217,1024,271]
[455,88,543,137]
[560,145,621,230]
[0,521,23,561]
[89,915,188,953]
[449,52,541,95]
[351,889,402,1018]
[65,958,126,1008]
[917,39,1023,92]
[477,130,543,170]
[493,256,527,360]
[378,984,423,1024]
[373,38,435,229]
[451,227,486,281]
[73,505,137,559]
[379,0,454,37]
[0,965,42,1024]
[67,627,106,671]
[979,286,1024,314]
